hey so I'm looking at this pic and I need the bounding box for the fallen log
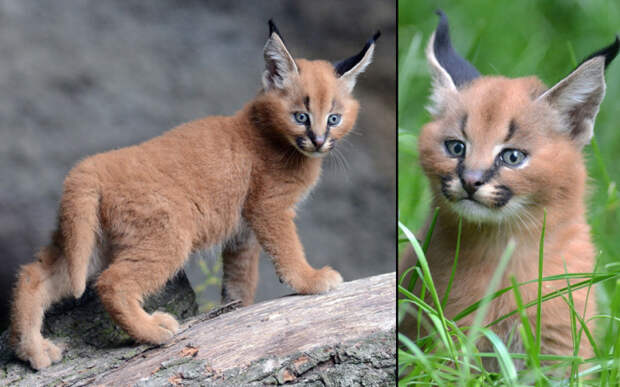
[0,272,396,386]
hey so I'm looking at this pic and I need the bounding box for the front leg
[248,209,342,294]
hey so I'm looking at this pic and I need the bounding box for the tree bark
[0,273,395,386]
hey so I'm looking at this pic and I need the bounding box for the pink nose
[461,169,484,195]
[312,135,325,149]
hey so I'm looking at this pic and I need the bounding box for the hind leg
[96,239,190,344]
[10,246,72,370]
[221,228,260,306]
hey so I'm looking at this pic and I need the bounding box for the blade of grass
[462,239,515,383]
[510,275,543,384]
[535,210,546,360]
[453,271,619,326]
[478,328,517,385]
[399,221,457,358]
[562,259,580,381]
[406,206,440,293]
[398,333,443,384]
[442,216,462,308]
[422,207,440,253]
[609,279,620,383]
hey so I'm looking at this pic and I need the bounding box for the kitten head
[253,20,379,158]
[419,10,618,224]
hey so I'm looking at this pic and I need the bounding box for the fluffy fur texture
[399,12,617,368]
[10,21,377,370]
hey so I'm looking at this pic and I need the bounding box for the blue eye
[445,140,466,157]
[501,149,527,166]
[327,114,341,126]
[294,112,309,124]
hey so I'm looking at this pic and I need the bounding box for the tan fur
[10,29,373,370]
[400,71,604,366]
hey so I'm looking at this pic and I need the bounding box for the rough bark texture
[0,273,395,386]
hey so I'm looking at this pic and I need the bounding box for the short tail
[58,164,101,298]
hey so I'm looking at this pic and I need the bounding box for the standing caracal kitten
[10,20,379,370]
[399,11,618,366]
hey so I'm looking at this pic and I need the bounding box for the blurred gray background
[0,1,395,329]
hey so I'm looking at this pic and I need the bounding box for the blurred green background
[399,0,620,307]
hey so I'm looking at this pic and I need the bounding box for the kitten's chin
[297,148,328,158]
[449,197,526,224]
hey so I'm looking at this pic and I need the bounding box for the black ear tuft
[334,30,381,77]
[580,35,619,69]
[371,30,381,43]
[433,9,480,87]
[268,19,284,42]
[268,19,280,37]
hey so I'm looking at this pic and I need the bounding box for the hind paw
[14,337,63,370]
[152,311,180,333]
[42,338,63,363]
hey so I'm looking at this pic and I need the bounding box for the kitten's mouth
[440,178,524,223]
[447,193,528,224]
[451,198,504,223]
[294,136,332,158]
[441,177,514,211]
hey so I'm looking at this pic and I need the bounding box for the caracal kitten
[10,20,380,370]
[399,11,618,366]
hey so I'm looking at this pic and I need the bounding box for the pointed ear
[262,20,298,91]
[536,37,618,148]
[426,10,480,114]
[335,31,380,93]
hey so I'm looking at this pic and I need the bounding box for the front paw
[294,266,342,294]
[137,311,180,345]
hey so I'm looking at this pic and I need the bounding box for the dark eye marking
[460,114,468,140]
[304,96,310,111]
[440,175,455,201]
[504,119,517,142]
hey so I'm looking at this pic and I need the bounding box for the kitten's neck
[428,198,588,260]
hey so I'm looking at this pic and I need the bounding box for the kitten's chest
[250,157,322,208]
[429,237,538,319]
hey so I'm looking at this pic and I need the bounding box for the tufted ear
[426,10,480,114]
[262,20,299,91]
[536,36,618,148]
[335,31,380,93]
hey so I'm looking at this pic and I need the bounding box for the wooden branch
[0,273,396,386]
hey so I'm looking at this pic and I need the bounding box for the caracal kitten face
[400,11,618,367]
[10,20,379,370]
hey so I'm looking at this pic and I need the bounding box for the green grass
[398,0,620,384]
